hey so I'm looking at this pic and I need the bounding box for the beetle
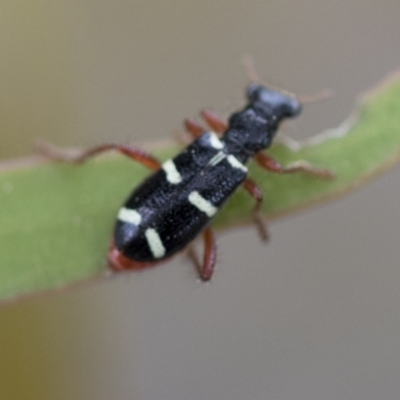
[40,83,333,281]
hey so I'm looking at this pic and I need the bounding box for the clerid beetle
[41,83,334,281]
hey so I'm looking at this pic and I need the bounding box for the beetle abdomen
[114,133,248,262]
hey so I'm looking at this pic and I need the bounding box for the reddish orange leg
[200,109,228,134]
[108,241,150,271]
[255,152,335,179]
[184,110,227,140]
[242,178,269,242]
[187,227,217,281]
[38,141,161,170]
[108,240,175,272]
[184,118,205,139]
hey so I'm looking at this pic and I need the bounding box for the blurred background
[1,1,400,399]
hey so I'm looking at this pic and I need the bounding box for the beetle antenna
[242,56,299,99]
[299,88,334,104]
[242,55,262,83]
[243,56,333,105]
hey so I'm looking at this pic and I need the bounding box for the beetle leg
[184,110,227,139]
[200,109,228,134]
[37,141,161,171]
[184,118,205,139]
[242,177,269,242]
[108,241,150,271]
[201,228,217,281]
[255,152,335,179]
[187,227,217,281]
[108,240,173,272]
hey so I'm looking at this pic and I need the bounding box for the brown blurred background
[1,1,400,399]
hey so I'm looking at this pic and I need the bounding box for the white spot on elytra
[227,155,247,172]
[162,159,182,184]
[188,191,217,217]
[145,228,166,258]
[118,207,142,225]
[208,132,224,149]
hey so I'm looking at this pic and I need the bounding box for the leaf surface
[1,71,400,304]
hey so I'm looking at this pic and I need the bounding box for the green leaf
[1,70,400,305]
